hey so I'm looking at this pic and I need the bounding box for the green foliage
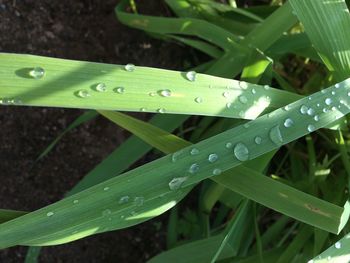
[0,0,350,262]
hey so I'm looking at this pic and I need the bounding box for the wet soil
[0,0,190,262]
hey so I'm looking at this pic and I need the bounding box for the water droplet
[157,108,165,113]
[171,151,183,162]
[308,97,312,100]
[283,118,294,128]
[238,111,245,118]
[140,107,146,112]
[348,92,350,97]
[190,148,200,155]
[46,211,54,217]
[77,89,91,98]
[194,97,203,103]
[73,199,79,204]
[269,125,283,145]
[134,197,144,206]
[102,209,111,216]
[307,108,315,116]
[307,124,316,132]
[323,108,329,113]
[95,83,107,92]
[114,87,125,94]
[160,89,171,97]
[119,196,129,204]
[125,63,135,72]
[226,102,232,108]
[314,115,319,121]
[233,143,249,161]
[149,92,156,97]
[186,71,196,81]
[300,105,308,114]
[239,81,248,90]
[284,105,291,111]
[29,67,45,79]
[251,88,256,94]
[208,153,218,163]
[239,95,248,104]
[212,168,222,175]
[189,163,199,174]
[335,241,341,249]
[335,83,340,88]
[316,103,320,107]
[254,136,262,144]
[169,177,187,190]
[331,91,336,95]
[331,106,336,111]
[225,142,233,149]
[222,91,230,98]
[104,187,110,191]
[263,85,270,90]
[321,89,326,94]
[325,98,332,105]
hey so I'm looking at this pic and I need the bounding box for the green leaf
[0,53,300,120]
[289,0,350,79]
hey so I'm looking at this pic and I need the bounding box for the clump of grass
[1,0,350,262]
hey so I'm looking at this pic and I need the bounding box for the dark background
[0,0,191,262]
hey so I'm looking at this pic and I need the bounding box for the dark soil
[0,0,190,262]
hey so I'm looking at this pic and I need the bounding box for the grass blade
[0,53,300,119]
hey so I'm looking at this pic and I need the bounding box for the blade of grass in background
[35,110,98,162]
[290,0,350,80]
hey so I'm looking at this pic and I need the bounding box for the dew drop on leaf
[114,87,125,94]
[325,98,332,105]
[118,196,130,204]
[125,63,135,72]
[194,97,203,103]
[46,211,54,217]
[233,143,249,161]
[314,115,320,122]
[190,148,200,155]
[307,108,315,116]
[160,89,171,97]
[212,168,222,175]
[307,124,316,132]
[134,197,144,206]
[239,81,248,90]
[225,142,233,149]
[189,163,200,174]
[77,89,91,98]
[95,83,107,92]
[186,71,196,81]
[29,67,45,79]
[269,125,283,145]
[300,105,308,114]
[239,95,248,104]
[222,91,230,98]
[254,136,262,145]
[208,153,218,163]
[283,118,294,128]
[157,108,165,113]
[334,241,341,249]
[169,177,187,190]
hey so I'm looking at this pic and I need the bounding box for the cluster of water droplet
[167,80,350,191]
